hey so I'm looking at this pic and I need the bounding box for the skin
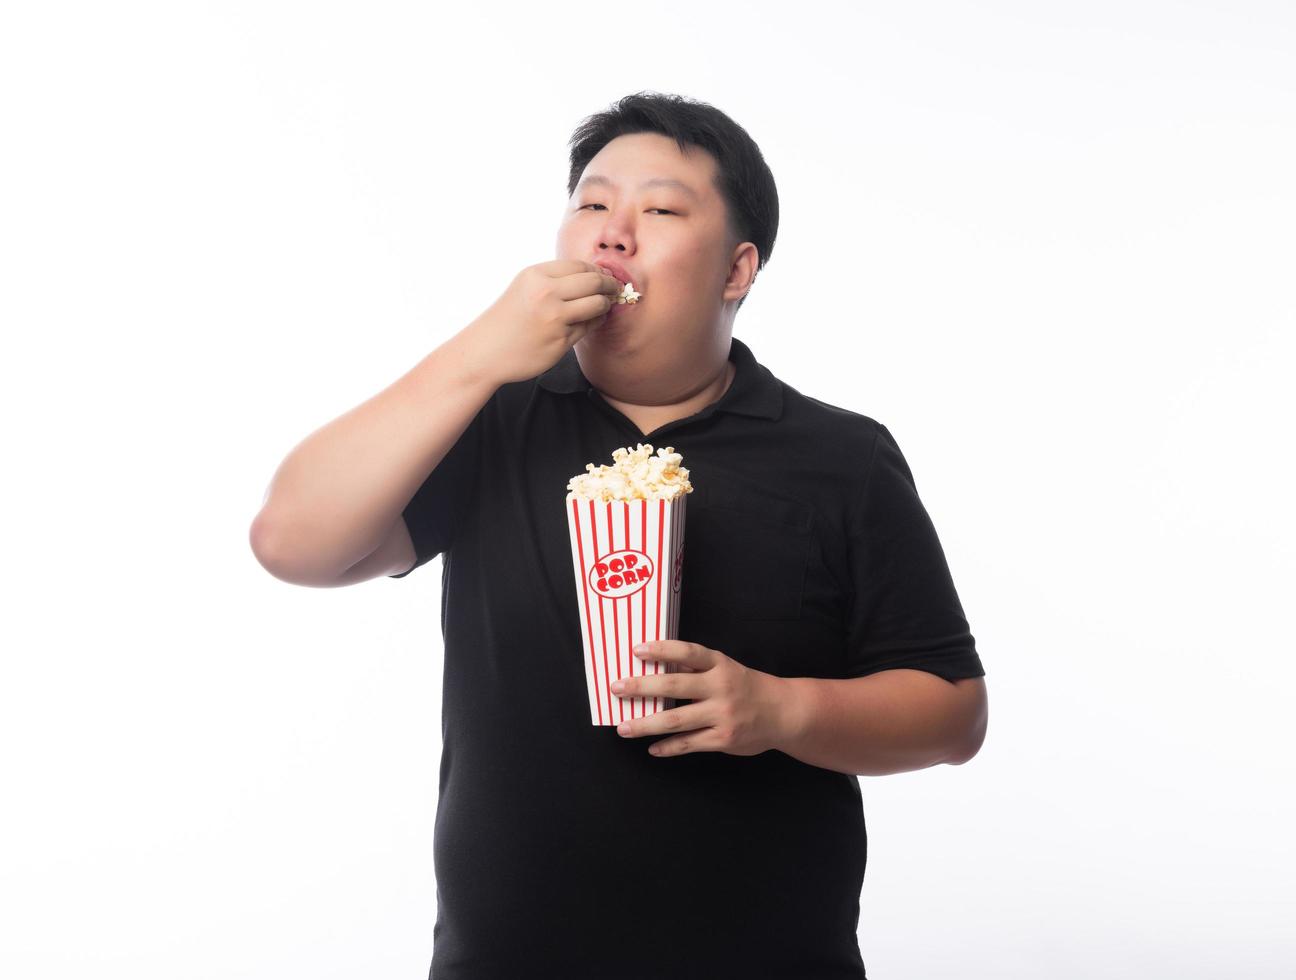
[554,132,758,436]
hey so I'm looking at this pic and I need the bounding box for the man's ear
[727,241,760,296]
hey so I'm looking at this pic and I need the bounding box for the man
[251,91,988,980]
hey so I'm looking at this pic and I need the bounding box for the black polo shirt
[391,335,984,980]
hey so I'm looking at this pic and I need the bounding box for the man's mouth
[594,258,636,290]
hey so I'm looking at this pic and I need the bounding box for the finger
[560,291,615,327]
[536,259,606,280]
[634,640,714,670]
[611,667,706,703]
[554,269,622,302]
[647,727,724,757]
[616,702,711,740]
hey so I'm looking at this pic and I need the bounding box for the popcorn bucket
[566,495,688,726]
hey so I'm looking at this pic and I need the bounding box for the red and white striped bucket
[565,494,688,726]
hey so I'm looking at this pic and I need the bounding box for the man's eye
[580,204,676,215]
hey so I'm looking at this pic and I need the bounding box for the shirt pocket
[681,484,814,621]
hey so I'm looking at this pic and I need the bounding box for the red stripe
[673,497,683,640]
[677,497,684,642]
[589,499,611,725]
[623,502,633,719]
[669,498,681,692]
[655,497,664,712]
[606,502,622,724]
[640,500,647,718]
[572,499,601,726]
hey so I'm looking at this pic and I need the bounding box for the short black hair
[566,91,779,312]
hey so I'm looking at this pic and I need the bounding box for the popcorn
[565,443,693,726]
[566,443,692,502]
[615,281,641,304]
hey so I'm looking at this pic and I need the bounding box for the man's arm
[772,670,988,776]
[249,327,499,586]
[249,262,622,587]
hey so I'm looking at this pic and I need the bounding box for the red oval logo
[589,549,655,599]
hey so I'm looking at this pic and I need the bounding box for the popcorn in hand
[566,443,692,501]
[615,281,641,304]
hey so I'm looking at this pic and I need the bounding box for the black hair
[566,91,778,311]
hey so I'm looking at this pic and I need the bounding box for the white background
[3,2,1293,977]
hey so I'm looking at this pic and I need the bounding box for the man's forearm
[770,669,987,777]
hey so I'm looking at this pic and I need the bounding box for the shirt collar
[536,335,783,421]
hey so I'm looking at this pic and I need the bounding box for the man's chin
[580,317,642,355]
[575,332,647,380]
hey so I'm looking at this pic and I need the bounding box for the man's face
[555,132,752,383]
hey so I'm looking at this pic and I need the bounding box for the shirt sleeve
[387,403,487,579]
[842,422,985,680]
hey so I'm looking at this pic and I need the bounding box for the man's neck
[597,358,736,438]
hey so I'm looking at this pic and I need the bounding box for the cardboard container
[566,494,688,726]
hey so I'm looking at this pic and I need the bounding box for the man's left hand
[610,640,788,758]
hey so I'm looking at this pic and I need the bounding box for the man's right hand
[461,260,624,386]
